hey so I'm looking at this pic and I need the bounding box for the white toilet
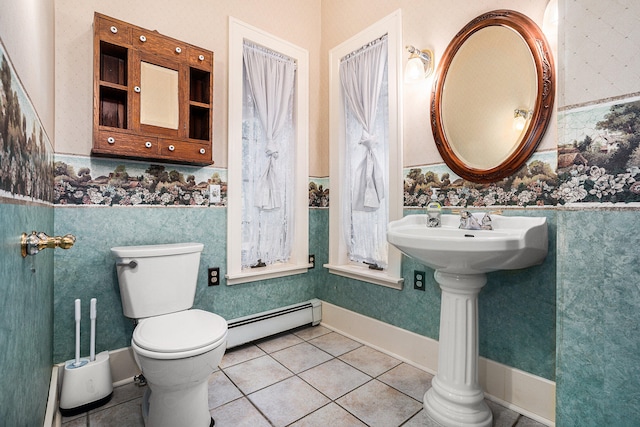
[111,242,227,427]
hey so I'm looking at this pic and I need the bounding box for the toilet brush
[90,298,96,362]
[73,299,87,368]
[59,298,113,416]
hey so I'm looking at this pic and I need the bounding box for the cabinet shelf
[99,80,128,92]
[99,86,127,128]
[93,13,214,166]
[99,41,128,86]
[189,105,210,141]
[189,100,210,109]
[190,68,211,104]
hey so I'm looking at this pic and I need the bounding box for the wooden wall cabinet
[93,13,214,165]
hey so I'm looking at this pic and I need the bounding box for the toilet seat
[132,309,227,360]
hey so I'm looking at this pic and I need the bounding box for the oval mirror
[431,10,555,183]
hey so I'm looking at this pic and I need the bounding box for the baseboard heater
[226,299,322,349]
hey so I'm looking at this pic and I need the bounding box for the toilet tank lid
[111,242,204,258]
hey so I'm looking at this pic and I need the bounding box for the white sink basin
[387,213,548,274]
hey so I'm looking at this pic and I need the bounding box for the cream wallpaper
[54,0,322,171]
[55,0,555,176]
[559,0,640,107]
[320,0,553,171]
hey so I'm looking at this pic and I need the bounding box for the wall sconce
[405,45,434,83]
[513,109,532,131]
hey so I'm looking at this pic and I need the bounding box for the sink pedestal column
[425,271,492,427]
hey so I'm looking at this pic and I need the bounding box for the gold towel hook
[21,231,76,257]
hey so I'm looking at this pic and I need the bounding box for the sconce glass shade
[404,46,434,83]
[405,57,426,83]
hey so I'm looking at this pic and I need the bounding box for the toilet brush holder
[59,351,113,416]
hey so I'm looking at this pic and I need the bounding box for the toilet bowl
[132,310,227,427]
[111,243,228,427]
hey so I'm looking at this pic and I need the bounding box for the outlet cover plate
[208,267,220,286]
[209,184,221,204]
[414,270,426,291]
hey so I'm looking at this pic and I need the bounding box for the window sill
[226,262,312,285]
[323,263,404,290]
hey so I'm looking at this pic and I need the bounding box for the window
[325,10,404,289]
[227,18,309,285]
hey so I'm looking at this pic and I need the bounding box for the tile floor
[61,325,547,427]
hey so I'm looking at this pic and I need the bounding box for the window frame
[324,10,404,289]
[227,17,310,285]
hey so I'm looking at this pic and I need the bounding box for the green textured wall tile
[0,203,54,425]
[557,210,640,425]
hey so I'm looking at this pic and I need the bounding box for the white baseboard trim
[43,365,60,427]
[319,301,555,426]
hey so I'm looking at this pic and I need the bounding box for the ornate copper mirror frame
[431,9,555,183]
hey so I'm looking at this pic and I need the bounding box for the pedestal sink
[387,213,548,427]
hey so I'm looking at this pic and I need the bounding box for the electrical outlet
[208,267,220,286]
[414,270,426,291]
[209,184,221,204]
[308,254,315,269]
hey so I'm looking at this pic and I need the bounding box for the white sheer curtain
[241,41,296,268]
[339,35,389,268]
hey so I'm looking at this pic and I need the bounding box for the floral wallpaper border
[404,95,640,208]
[54,155,332,208]
[53,95,640,208]
[55,155,227,207]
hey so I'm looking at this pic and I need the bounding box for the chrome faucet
[458,211,494,230]
[481,212,493,230]
[459,211,482,230]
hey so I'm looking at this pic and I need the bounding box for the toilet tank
[111,242,204,319]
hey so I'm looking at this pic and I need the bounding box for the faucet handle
[481,213,493,230]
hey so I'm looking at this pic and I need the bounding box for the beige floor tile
[248,376,330,427]
[293,325,332,341]
[80,337,539,426]
[209,397,271,427]
[289,402,367,427]
[271,342,333,373]
[88,397,144,427]
[377,363,433,401]
[308,332,362,356]
[61,414,87,427]
[299,359,371,400]
[340,345,402,377]
[402,409,441,427]
[63,382,140,424]
[514,415,548,427]
[88,382,145,414]
[337,380,422,427]
[255,332,304,353]
[487,400,523,427]
[207,370,243,410]
[219,343,266,368]
[224,355,292,394]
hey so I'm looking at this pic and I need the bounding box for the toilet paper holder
[21,231,76,257]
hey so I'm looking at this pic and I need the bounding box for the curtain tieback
[265,139,279,158]
[359,131,375,148]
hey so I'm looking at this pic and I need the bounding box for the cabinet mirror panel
[140,61,179,130]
